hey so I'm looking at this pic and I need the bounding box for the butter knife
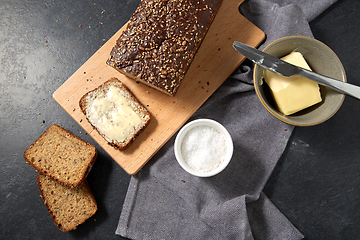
[233,41,360,100]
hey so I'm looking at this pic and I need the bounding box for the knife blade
[233,41,360,100]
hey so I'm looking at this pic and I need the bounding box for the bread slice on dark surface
[37,173,97,232]
[106,0,223,96]
[24,124,97,187]
[79,78,151,150]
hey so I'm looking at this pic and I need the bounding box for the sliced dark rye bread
[24,124,97,187]
[79,78,151,150]
[106,0,223,96]
[37,173,97,232]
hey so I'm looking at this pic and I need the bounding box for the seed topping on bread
[106,0,223,96]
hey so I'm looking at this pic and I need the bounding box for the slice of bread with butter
[79,78,151,150]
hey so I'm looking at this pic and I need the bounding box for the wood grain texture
[53,0,265,175]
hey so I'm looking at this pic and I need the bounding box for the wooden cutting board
[53,0,265,175]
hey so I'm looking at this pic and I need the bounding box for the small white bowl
[174,119,233,177]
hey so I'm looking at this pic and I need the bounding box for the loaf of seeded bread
[24,124,97,187]
[37,173,97,232]
[106,0,223,96]
[79,78,151,150]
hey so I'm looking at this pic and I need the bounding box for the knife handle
[299,69,360,101]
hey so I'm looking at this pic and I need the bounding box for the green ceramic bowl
[254,35,346,126]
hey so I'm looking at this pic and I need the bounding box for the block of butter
[264,51,322,115]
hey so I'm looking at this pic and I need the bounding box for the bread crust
[79,78,151,150]
[106,0,223,96]
[23,124,97,187]
[37,173,97,232]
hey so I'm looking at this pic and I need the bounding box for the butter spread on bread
[79,78,151,150]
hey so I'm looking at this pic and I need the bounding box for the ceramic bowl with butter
[174,119,233,177]
[254,35,346,126]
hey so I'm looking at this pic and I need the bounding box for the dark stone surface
[1,1,139,239]
[1,0,359,239]
[263,1,360,239]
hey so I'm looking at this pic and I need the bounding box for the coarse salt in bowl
[174,119,233,177]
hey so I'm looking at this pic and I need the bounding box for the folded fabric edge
[116,176,140,237]
[247,192,305,240]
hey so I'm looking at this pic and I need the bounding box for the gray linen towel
[116,0,336,239]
